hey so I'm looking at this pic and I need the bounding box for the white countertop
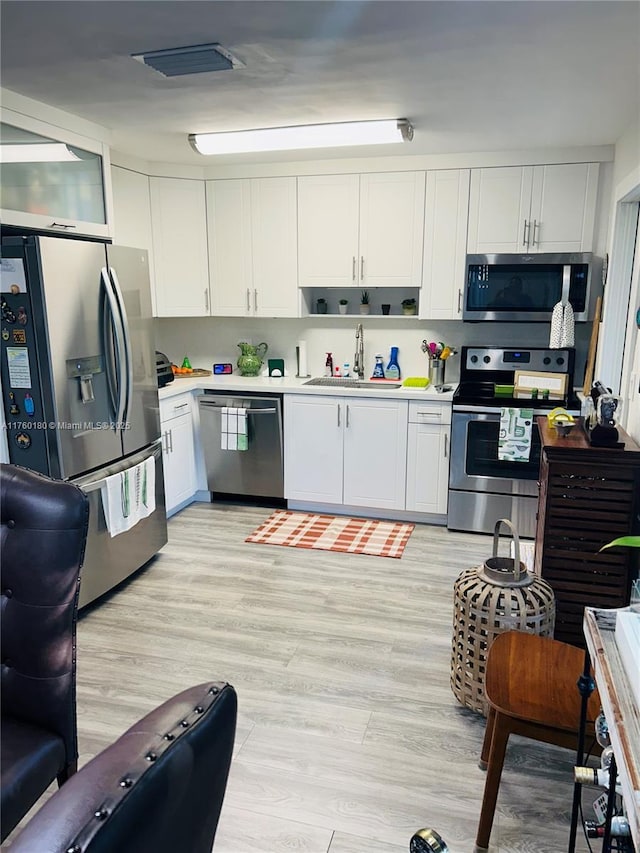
[158,374,456,402]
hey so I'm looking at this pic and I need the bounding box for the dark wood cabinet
[534,418,640,647]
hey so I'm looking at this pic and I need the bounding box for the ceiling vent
[132,43,244,77]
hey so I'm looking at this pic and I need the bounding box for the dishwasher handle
[198,400,277,415]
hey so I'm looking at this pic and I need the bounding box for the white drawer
[159,394,193,423]
[408,400,452,425]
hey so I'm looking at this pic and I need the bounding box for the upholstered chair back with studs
[1,463,89,842]
[9,682,238,853]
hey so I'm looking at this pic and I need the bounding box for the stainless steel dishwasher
[197,392,284,499]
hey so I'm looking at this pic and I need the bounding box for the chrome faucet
[354,323,365,379]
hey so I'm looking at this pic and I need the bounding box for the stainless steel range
[448,346,580,538]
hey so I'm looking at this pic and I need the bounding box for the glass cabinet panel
[0,123,106,225]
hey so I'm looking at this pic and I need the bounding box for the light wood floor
[8,502,594,852]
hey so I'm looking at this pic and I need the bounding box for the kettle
[237,342,268,376]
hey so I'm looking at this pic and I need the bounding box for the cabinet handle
[50,222,76,229]
[346,404,350,428]
[162,431,167,453]
[168,428,173,453]
[360,256,364,280]
[254,289,258,312]
[457,289,462,314]
[246,288,251,312]
[352,256,356,281]
[337,404,341,427]
[444,433,448,458]
[174,403,189,412]
[204,289,209,312]
[532,219,539,247]
[522,219,530,249]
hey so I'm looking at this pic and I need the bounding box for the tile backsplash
[155,317,590,386]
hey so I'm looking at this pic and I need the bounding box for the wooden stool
[474,631,600,853]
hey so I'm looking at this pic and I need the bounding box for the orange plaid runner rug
[245,510,414,559]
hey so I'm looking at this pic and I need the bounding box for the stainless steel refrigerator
[0,234,167,607]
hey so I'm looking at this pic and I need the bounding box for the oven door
[449,407,542,496]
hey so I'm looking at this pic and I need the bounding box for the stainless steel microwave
[463,253,602,322]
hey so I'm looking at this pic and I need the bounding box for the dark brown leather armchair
[0,463,89,842]
[9,681,237,853]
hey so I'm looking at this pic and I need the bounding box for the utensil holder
[428,360,445,386]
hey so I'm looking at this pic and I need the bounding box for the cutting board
[174,368,213,377]
[514,370,568,397]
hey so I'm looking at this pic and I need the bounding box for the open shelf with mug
[300,287,421,318]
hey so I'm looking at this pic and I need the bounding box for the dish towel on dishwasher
[221,406,248,451]
[498,407,534,462]
[100,455,156,537]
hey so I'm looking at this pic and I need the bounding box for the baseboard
[287,500,447,525]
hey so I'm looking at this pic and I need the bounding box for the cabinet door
[530,163,599,253]
[150,177,209,317]
[251,177,299,317]
[1,110,110,239]
[297,175,359,287]
[160,395,196,515]
[342,398,408,510]
[467,166,534,253]
[421,170,470,319]
[406,422,449,514]
[162,413,196,515]
[359,172,425,288]
[111,166,156,314]
[207,179,253,316]
[284,395,343,503]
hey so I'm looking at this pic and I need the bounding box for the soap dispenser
[325,353,334,377]
[371,355,385,379]
[386,347,401,380]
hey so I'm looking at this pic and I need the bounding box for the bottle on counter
[386,346,401,380]
[371,355,385,379]
[334,364,342,378]
[343,362,350,377]
[325,352,334,377]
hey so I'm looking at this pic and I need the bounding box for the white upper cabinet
[297,174,360,288]
[421,169,470,320]
[0,112,111,239]
[529,164,599,253]
[467,163,599,254]
[298,171,425,289]
[150,177,209,317]
[207,177,298,317]
[111,166,156,312]
[207,179,252,316]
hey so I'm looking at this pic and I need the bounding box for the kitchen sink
[303,377,402,389]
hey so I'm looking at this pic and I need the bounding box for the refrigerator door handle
[100,267,127,430]
[74,438,162,493]
[108,266,133,430]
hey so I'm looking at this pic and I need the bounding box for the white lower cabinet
[159,394,196,516]
[284,395,408,510]
[405,401,451,515]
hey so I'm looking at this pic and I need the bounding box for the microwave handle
[561,264,572,305]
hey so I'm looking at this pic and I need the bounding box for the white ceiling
[1,0,639,166]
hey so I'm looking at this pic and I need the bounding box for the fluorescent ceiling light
[189,119,414,155]
[0,143,81,163]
